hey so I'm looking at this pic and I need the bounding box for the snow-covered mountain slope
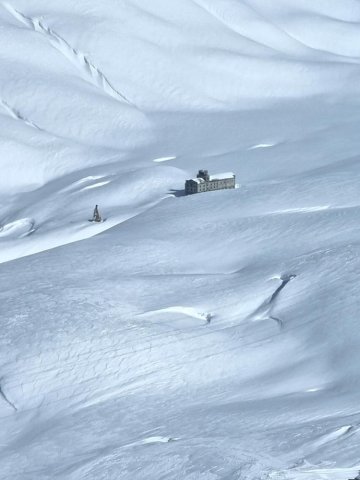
[2,1,360,479]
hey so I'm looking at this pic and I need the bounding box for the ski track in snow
[0,99,41,130]
[3,3,134,106]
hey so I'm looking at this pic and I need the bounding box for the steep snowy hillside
[2,1,360,479]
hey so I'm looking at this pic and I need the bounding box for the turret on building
[185,170,235,195]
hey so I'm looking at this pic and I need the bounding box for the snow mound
[142,306,212,322]
[135,436,177,445]
[0,218,35,238]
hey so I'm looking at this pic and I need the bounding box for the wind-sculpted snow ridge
[249,274,296,329]
[0,165,183,263]
[0,99,40,130]
[192,0,360,62]
[248,143,276,150]
[0,218,36,239]
[270,465,360,480]
[311,425,355,450]
[0,381,17,412]
[153,156,177,163]
[3,3,134,106]
[191,0,317,59]
[140,306,212,323]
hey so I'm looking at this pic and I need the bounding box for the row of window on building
[185,170,236,195]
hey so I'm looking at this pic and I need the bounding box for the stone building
[185,170,236,195]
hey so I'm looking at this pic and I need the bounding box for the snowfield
[1,1,360,479]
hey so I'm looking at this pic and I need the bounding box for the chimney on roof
[197,169,210,181]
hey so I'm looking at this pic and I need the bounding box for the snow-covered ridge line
[3,3,134,106]
[0,99,41,130]
[191,0,306,57]
[0,380,17,412]
[249,274,296,329]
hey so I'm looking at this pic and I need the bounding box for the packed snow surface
[1,0,360,479]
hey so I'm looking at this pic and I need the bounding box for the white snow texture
[1,1,360,479]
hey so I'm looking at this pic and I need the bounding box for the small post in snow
[92,205,102,223]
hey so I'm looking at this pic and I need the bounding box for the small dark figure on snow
[92,205,102,222]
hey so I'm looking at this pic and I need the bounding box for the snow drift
[1,1,360,479]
